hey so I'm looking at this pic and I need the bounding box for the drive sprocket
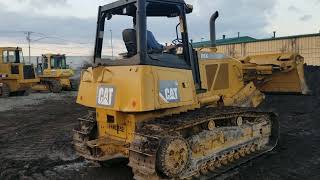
[156,137,191,178]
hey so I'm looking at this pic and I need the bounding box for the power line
[0,29,94,45]
[0,30,93,61]
[0,29,111,56]
[0,30,29,34]
[29,31,94,45]
[20,46,90,56]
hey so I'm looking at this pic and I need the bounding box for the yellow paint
[198,47,309,94]
[77,66,197,112]
[76,60,264,161]
[241,53,309,94]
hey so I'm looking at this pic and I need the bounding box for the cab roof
[0,47,22,51]
[43,54,65,57]
[101,0,192,17]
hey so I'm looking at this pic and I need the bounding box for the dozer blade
[241,53,309,95]
[129,107,279,180]
[254,63,309,94]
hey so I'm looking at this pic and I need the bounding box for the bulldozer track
[48,80,63,93]
[73,111,97,159]
[129,107,279,180]
[0,82,10,98]
[72,108,278,180]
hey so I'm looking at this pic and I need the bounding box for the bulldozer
[0,47,39,98]
[73,1,279,179]
[32,54,78,93]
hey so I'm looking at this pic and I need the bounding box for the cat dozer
[73,1,279,179]
[0,47,39,97]
[32,54,78,93]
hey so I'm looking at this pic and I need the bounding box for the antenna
[110,29,114,60]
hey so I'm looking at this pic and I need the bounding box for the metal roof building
[194,33,320,66]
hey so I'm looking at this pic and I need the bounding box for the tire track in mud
[0,93,134,180]
[0,94,84,179]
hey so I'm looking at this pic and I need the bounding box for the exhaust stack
[210,11,219,47]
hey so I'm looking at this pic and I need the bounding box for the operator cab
[94,0,200,82]
[36,54,68,75]
[1,47,24,64]
[50,55,67,69]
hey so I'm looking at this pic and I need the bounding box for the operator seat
[122,29,137,58]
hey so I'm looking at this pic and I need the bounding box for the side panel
[198,55,244,97]
[77,65,197,112]
[41,69,74,78]
[0,64,11,74]
[153,66,196,109]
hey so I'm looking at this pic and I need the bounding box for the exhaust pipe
[210,11,219,47]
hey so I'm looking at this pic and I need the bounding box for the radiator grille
[213,64,229,90]
[205,64,218,90]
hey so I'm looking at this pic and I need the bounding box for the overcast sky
[0,0,319,56]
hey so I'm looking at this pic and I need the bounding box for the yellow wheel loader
[0,47,39,98]
[32,54,78,93]
[73,1,279,179]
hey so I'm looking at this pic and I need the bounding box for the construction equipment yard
[1,0,320,179]
[0,66,319,180]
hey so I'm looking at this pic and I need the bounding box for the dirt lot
[0,66,320,180]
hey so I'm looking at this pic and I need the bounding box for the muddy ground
[0,66,320,180]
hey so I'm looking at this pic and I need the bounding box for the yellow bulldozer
[73,1,279,179]
[32,54,78,93]
[0,47,39,98]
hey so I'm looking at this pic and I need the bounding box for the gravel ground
[0,92,78,112]
[0,66,319,180]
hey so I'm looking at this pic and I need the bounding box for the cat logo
[159,80,180,103]
[96,85,116,107]
[164,88,179,100]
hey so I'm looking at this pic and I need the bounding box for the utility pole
[25,31,32,64]
[110,29,114,60]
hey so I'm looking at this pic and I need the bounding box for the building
[193,33,320,66]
